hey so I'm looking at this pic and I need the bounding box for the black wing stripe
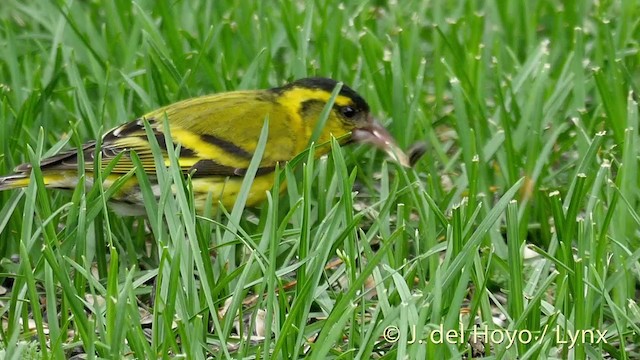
[189,160,240,177]
[189,160,275,177]
[235,166,277,176]
[200,134,253,159]
[148,134,197,157]
[106,118,198,157]
[104,120,142,142]
[103,117,157,142]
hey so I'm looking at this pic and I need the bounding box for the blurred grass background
[0,0,639,358]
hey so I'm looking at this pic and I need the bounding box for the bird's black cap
[273,77,370,113]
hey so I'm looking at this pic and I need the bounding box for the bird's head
[273,77,410,166]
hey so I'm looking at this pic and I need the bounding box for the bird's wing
[17,91,300,177]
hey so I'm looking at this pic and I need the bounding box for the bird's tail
[0,173,31,190]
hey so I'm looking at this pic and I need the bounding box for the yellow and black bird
[0,77,410,214]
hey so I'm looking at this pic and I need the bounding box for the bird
[0,77,410,215]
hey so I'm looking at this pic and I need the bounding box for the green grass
[0,0,639,359]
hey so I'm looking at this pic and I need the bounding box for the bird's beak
[351,117,411,167]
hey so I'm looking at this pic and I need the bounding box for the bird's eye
[341,106,358,118]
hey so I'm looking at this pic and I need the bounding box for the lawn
[0,0,639,359]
